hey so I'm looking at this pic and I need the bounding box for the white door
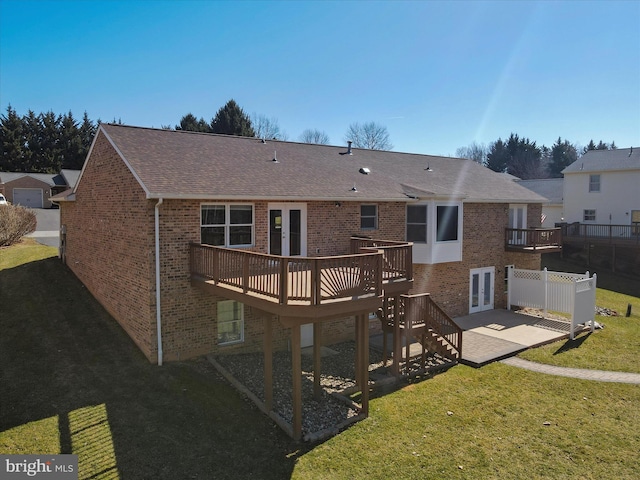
[470,267,495,314]
[509,205,527,245]
[268,203,307,256]
[268,203,313,346]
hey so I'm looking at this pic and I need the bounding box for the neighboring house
[562,147,640,226]
[0,170,80,208]
[53,124,554,369]
[516,178,564,228]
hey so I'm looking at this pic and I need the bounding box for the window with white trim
[201,204,254,247]
[583,209,596,222]
[406,205,427,243]
[360,204,378,230]
[217,300,244,345]
[436,205,459,242]
[589,174,600,192]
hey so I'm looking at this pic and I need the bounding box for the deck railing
[401,293,462,358]
[505,228,562,250]
[350,237,413,282]
[190,243,383,306]
[560,223,640,245]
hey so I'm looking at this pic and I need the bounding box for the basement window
[217,300,244,345]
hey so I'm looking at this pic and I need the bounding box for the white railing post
[543,267,548,317]
[591,273,597,333]
[507,266,513,310]
[570,278,577,340]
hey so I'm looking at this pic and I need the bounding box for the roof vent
[630,146,633,157]
[272,150,279,163]
[340,141,354,156]
[424,163,433,172]
[359,167,370,174]
[261,137,266,144]
[351,183,358,192]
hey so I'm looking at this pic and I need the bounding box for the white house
[516,178,564,228]
[562,147,640,226]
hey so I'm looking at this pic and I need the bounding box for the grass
[0,239,299,479]
[2,240,639,479]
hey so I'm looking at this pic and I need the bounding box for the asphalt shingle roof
[97,124,546,204]
[516,178,563,204]
[562,147,640,174]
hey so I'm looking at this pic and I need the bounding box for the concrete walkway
[501,357,640,384]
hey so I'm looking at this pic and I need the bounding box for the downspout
[155,198,164,365]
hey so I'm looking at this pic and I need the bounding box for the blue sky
[1,0,639,156]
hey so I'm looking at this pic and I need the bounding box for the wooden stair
[377,293,463,376]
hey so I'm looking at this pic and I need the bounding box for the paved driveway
[26,208,60,247]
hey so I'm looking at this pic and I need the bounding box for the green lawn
[519,289,640,373]
[2,240,639,479]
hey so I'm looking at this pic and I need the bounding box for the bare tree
[299,128,330,145]
[251,113,288,140]
[455,142,487,164]
[344,121,393,150]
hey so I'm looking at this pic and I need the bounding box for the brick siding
[61,132,542,363]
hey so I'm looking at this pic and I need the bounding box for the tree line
[2,98,617,179]
[172,99,393,150]
[456,135,618,180]
[1,106,98,173]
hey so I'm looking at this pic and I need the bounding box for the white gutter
[155,198,164,365]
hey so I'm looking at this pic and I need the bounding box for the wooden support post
[358,314,369,417]
[313,322,322,400]
[291,324,302,441]
[263,315,273,412]
[354,315,361,386]
[392,296,401,377]
[612,244,616,273]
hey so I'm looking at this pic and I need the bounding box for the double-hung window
[407,205,427,243]
[201,204,253,247]
[217,300,244,345]
[589,174,600,192]
[583,209,596,222]
[360,204,378,230]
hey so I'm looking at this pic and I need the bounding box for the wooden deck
[190,240,413,323]
[505,227,562,253]
[560,223,640,247]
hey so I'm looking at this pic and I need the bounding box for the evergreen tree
[210,99,255,137]
[486,138,508,173]
[548,137,578,177]
[177,113,211,133]
[59,111,83,170]
[0,105,26,172]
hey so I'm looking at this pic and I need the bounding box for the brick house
[54,124,564,439]
[54,123,558,366]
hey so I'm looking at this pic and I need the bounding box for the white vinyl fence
[507,267,597,339]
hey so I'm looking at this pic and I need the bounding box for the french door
[469,267,495,314]
[268,204,313,346]
[509,205,527,245]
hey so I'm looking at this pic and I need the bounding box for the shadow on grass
[0,257,306,479]
[552,332,592,355]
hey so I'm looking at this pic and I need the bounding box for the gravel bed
[213,341,449,439]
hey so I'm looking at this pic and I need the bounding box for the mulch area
[212,340,450,440]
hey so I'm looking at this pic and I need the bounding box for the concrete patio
[453,309,579,367]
